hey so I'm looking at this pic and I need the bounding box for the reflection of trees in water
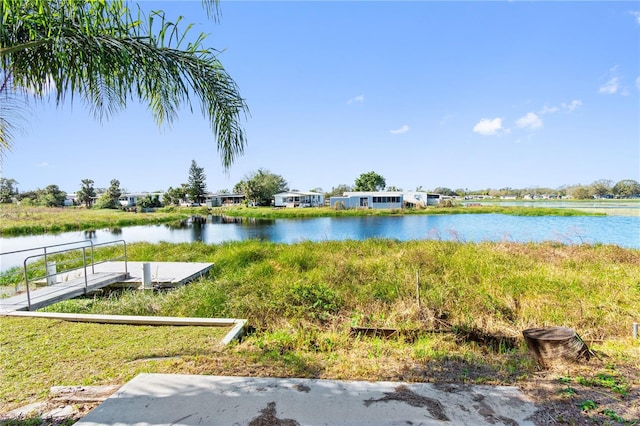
[213,215,275,226]
[191,221,205,242]
[166,215,210,230]
[109,228,122,236]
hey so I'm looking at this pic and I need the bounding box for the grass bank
[0,205,207,236]
[2,240,639,423]
[215,204,601,219]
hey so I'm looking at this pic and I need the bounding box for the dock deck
[0,261,214,313]
[0,271,128,313]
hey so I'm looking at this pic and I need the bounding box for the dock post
[46,262,57,286]
[142,263,152,290]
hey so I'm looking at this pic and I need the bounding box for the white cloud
[539,100,582,115]
[38,162,49,167]
[473,118,505,136]
[630,11,640,24]
[516,112,543,130]
[599,77,620,95]
[539,105,559,115]
[561,100,582,112]
[538,99,582,115]
[636,76,640,91]
[389,125,409,134]
[347,95,364,104]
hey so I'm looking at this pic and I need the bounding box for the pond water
[1,213,638,271]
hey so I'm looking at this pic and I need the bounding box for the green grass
[2,239,639,417]
[0,318,229,408]
[0,205,205,236]
[215,204,601,219]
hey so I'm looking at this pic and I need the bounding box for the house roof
[274,191,323,197]
[342,191,404,196]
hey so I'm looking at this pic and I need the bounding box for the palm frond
[0,0,247,168]
[0,71,31,155]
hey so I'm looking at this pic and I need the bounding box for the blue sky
[2,1,639,194]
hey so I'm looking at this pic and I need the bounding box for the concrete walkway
[75,374,538,425]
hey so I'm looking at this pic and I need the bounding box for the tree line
[1,168,638,208]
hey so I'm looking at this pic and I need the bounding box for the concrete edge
[221,319,247,345]
[0,311,247,345]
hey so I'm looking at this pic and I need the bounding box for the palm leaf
[0,0,247,168]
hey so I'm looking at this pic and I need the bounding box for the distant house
[205,193,245,207]
[329,191,404,209]
[64,193,78,207]
[402,191,442,207]
[273,191,324,208]
[329,191,445,209]
[118,192,163,207]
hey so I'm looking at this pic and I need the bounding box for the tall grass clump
[39,239,639,341]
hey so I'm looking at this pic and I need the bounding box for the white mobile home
[403,191,442,207]
[206,193,245,207]
[274,191,324,208]
[329,192,404,209]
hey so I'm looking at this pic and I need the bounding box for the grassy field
[0,205,206,236]
[2,240,639,424]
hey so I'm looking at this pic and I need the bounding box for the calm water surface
[1,214,638,271]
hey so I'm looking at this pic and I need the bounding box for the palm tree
[0,0,247,168]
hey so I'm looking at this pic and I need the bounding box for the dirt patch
[363,384,449,421]
[248,402,300,426]
[521,363,640,425]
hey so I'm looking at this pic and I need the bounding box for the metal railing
[1,240,127,310]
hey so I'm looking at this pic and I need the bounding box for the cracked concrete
[75,374,538,425]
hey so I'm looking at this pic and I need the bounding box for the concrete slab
[75,374,538,425]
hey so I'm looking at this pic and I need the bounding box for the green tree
[187,160,207,205]
[0,0,247,168]
[591,179,613,198]
[77,178,96,208]
[36,184,66,207]
[164,184,189,206]
[0,177,18,203]
[236,169,288,206]
[568,185,593,200]
[137,193,162,209]
[433,187,459,197]
[95,179,122,209]
[354,171,386,192]
[612,179,640,198]
[16,190,37,204]
[325,184,352,199]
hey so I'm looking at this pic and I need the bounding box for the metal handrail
[18,240,128,310]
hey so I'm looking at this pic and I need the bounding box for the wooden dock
[0,261,214,313]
